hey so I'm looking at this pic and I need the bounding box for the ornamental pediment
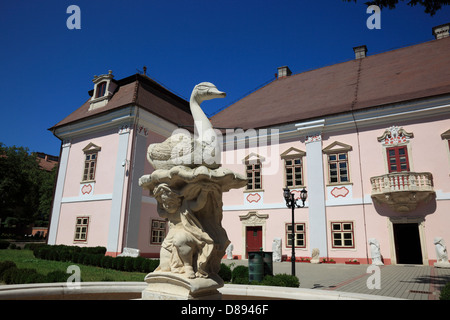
[82,142,101,153]
[377,126,413,145]
[280,147,306,159]
[322,141,352,154]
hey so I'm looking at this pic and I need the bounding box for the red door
[246,226,262,258]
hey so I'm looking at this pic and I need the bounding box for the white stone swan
[146,82,226,170]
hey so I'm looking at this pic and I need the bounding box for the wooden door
[246,226,262,258]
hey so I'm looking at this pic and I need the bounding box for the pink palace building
[48,24,450,265]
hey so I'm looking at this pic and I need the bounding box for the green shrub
[0,240,10,249]
[260,273,299,287]
[133,256,146,272]
[28,273,47,284]
[101,255,114,269]
[113,257,126,271]
[440,282,450,300]
[3,268,38,284]
[231,265,249,284]
[80,253,91,265]
[46,270,70,283]
[71,252,81,264]
[0,260,17,279]
[17,269,39,284]
[124,257,135,272]
[83,246,107,255]
[148,259,160,273]
[24,243,45,251]
[91,254,103,267]
[218,263,232,282]
[2,267,20,284]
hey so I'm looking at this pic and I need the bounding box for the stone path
[222,260,450,300]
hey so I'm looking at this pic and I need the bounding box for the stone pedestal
[142,272,223,300]
[434,262,450,269]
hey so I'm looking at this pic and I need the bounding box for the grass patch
[0,249,147,282]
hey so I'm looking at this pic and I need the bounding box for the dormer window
[96,81,107,98]
[89,70,117,111]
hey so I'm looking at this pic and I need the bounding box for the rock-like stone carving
[139,82,247,299]
[434,237,450,268]
[311,248,320,264]
[369,238,384,266]
[272,238,282,262]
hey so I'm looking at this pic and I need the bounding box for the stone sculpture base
[142,272,223,300]
[434,262,450,269]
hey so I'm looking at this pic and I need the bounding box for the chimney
[353,45,367,59]
[432,23,450,39]
[277,66,292,78]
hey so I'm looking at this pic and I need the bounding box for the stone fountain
[139,82,247,299]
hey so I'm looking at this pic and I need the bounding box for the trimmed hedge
[0,240,10,249]
[260,273,300,287]
[231,265,249,284]
[228,265,299,287]
[31,244,159,273]
[218,263,231,282]
[440,282,450,300]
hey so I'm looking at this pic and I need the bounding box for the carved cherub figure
[153,182,224,279]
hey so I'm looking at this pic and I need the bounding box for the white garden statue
[369,238,384,266]
[226,243,234,260]
[311,248,320,264]
[434,237,450,268]
[139,82,247,299]
[272,238,282,262]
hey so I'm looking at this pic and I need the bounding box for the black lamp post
[283,186,307,277]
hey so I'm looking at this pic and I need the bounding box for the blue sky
[0,0,449,156]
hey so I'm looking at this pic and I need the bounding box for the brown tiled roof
[49,74,193,131]
[210,37,450,130]
[37,156,59,172]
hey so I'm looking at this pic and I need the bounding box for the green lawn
[0,249,147,282]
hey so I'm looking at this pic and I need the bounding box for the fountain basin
[0,282,402,300]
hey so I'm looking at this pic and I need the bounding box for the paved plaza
[222,260,450,300]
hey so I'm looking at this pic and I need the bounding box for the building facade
[47,72,193,257]
[213,27,450,265]
[48,25,450,264]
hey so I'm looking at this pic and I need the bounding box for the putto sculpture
[139,82,246,299]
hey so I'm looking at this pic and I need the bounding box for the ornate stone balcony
[370,172,435,212]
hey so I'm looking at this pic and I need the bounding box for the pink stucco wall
[55,201,112,247]
[62,128,120,198]
[220,112,450,264]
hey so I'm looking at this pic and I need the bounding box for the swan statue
[146,82,226,170]
[139,82,247,297]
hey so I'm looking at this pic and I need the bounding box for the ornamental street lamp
[283,186,307,277]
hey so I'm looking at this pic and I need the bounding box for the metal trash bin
[263,251,273,277]
[248,251,264,281]
[248,251,273,282]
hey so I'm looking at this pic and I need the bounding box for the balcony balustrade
[370,172,435,212]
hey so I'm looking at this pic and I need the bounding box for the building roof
[210,37,450,130]
[36,152,59,172]
[49,74,193,132]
